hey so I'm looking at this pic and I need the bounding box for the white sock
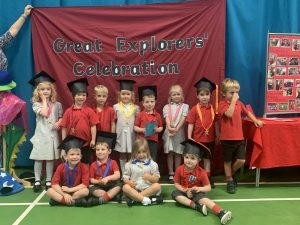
[34,160,42,182]
[119,159,127,174]
[141,197,151,205]
[46,161,54,181]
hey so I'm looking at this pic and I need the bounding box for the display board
[265,33,300,115]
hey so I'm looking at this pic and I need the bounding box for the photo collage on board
[266,34,300,113]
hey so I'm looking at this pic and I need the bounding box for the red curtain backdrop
[31,0,225,111]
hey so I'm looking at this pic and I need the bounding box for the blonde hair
[131,138,151,160]
[31,82,57,103]
[95,142,110,150]
[221,78,240,95]
[117,90,135,103]
[94,85,108,96]
[168,84,184,103]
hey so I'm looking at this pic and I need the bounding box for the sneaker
[112,192,123,203]
[150,195,164,205]
[168,175,174,184]
[33,181,42,193]
[209,177,216,189]
[45,181,51,190]
[226,181,236,194]
[49,199,60,206]
[218,210,232,224]
[196,203,208,216]
[87,197,100,207]
[126,197,135,207]
[232,174,238,187]
[75,198,88,207]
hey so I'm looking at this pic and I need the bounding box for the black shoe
[45,181,51,190]
[150,195,164,205]
[112,193,123,203]
[218,210,232,224]
[126,197,135,207]
[75,198,88,207]
[49,199,60,206]
[232,174,238,187]
[226,181,236,194]
[33,181,42,193]
[87,197,100,207]
[195,203,208,216]
[209,177,216,189]
[168,175,174,184]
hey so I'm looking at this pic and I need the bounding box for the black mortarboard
[194,77,216,92]
[96,131,117,149]
[181,139,211,159]
[117,79,136,91]
[57,135,84,152]
[138,86,157,101]
[28,71,55,86]
[67,78,89,96]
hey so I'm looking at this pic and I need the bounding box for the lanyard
[168,103,182,127]
[96,159,111,178]
[65,162,77,188]
[119,102,134,123]
[196,103,215,135]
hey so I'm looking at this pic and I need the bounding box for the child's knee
[237,159,245,164]
[122,184,131,192]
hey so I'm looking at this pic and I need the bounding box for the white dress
[30,102,63,160]
[162,102,189,154]
[113,103,140,153]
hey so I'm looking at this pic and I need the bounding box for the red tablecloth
[243,118,300,169]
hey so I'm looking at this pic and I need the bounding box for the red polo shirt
[89,159,119,180]
[94,105,116,132]
[61,104,99,145]
[218,99,249,140]
[51,162,89,187]
[134,110,163,142]
[186,104,216,142]
[174,164,209,188]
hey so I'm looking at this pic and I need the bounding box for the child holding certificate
[134,86,163,161]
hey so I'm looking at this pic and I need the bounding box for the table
[243,117,300,186]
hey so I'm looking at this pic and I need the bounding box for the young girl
[29,71,63,192]
[113,80,140,173]
[162,85,189,183]
[122,138,162,206]
[93,85,116,132]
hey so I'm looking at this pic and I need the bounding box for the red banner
[266,33,300,114]
[31,0,225,111]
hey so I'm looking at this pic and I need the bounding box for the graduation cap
[96,131,117,149]
[67,78,89,96]
[181,139,211,159]
[194,77,216,92]
[117,79,135,91]
[138,85,157,101]
[28,71,55,86]
[57,135,85,152]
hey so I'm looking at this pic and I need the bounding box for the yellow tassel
[215,84,219,114]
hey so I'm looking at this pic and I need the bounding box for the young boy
[60,78,99,164]
[88,131,122,206]
[219,78,263,194]
[186,77,217,188]
[93,85,116,132]
[46,135,89,207]
[134,86,163,161]
[172,139,232,225]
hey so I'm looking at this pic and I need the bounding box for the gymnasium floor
[1,182,300,225]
